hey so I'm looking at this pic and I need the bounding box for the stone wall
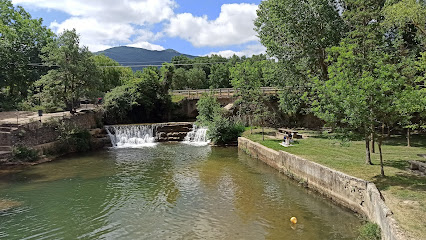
[238,137,406,240]
[11,110,101,147]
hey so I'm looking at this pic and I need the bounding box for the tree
[93,54,132,93]
[104,67,171,124]
[187,67,207,89]
[230,61,264,132]
[35,29,100,112]
[209,63,231,88]
[255,0,346,114]
[382,0,426,145]
[171,68,188,90]
[0,0,54,109]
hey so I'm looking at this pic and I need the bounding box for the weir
[105,123,209,147]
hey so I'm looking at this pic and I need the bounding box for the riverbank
[242,128,425,240]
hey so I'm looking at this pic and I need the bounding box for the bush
[357,222,381,240]
[12,146,39,162]
[57,123,92,152]
[208,115,245,145]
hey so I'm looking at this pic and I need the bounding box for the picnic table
[277,128,302,139]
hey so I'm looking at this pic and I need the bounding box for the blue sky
[12,0,264,57]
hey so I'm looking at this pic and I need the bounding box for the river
[0,144,362,239]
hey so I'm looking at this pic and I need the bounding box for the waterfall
[183,126,210,146]
[105,125,157,148]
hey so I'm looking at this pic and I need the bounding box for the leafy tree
[230,61,263,132]
[104,67,171,124]
[209,63,231,88]
[255,0,346,114]
[196,93,221,126]
[34,29,100,112]
[187,67,207,89]
[171,55,193,70]
[171,68,188,90]
[382,0,426,145]
[196,93,245,144]
[93,54,132,93]
[0,0,54,109]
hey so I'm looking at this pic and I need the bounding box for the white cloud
[127,42,165,51]
[165,3,258,47]
[207,44,266,58]
[13,0,177,24]
[13,0,176,52]
[50,17,135,51]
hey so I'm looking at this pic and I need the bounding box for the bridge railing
[171,87,280,99]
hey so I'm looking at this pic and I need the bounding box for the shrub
[57,123,92,152]
[12,146,39,162]
[357,222,381,240]
[208,115,245,145]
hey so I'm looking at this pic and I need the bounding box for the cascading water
[183,125,210,146]
[105,125,157,148]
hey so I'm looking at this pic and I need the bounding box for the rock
[0,199,22,211]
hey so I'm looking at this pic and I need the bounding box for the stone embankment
[0,110,108,165]
[238,137,406,240]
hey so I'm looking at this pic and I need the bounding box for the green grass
[243,128,426,239]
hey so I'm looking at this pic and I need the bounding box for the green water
[0,144,362,239]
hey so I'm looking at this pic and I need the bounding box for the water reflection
[0,144,361,239]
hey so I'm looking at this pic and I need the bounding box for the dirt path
[0,104,98,125]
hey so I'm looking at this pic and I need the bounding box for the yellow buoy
[290,217,297,224]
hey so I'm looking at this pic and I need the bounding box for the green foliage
[196,93,221,126]
[208,115,245,145]
[196,93,244,144]
[12,146,39,162]
[93,54,132,92]
[103,67,171,124]
[357,222,381,240]
[171,68,188,90]
[186,67,208,89]
[0,0,54,110]
[57,123,91,152]
[33,29,100,112]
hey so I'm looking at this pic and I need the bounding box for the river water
[0,144,362,239]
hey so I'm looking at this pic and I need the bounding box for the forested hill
[95,46,197,71]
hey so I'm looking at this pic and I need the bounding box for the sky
[11,0,265,57]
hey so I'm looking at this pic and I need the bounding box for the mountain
[95,46,197,71]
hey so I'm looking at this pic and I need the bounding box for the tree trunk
[365,136,372,165]
[262,126,265,141]
[371,132,375,153]
[378,138,385,177]
[387,127,391,138]
[250,115,252,134]
[407,128,411,147]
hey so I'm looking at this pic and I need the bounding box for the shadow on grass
[383,134,426,148]
[373,173,426,192]
[384,158,410,171]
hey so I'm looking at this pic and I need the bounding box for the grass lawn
[243,128,426,239]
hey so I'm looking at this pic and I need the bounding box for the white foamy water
[183,126,210,146]
[105,125,157,148]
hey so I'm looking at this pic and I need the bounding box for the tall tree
[230,61,263,131]
[93,54,132,93]
[0,0,54,109]
[255,0,346,114]
[35,29,100,112]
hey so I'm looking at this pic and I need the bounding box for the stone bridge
[171,87,281,119]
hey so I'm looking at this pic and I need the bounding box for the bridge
[171,87,281,100]
[171,87,281,119]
